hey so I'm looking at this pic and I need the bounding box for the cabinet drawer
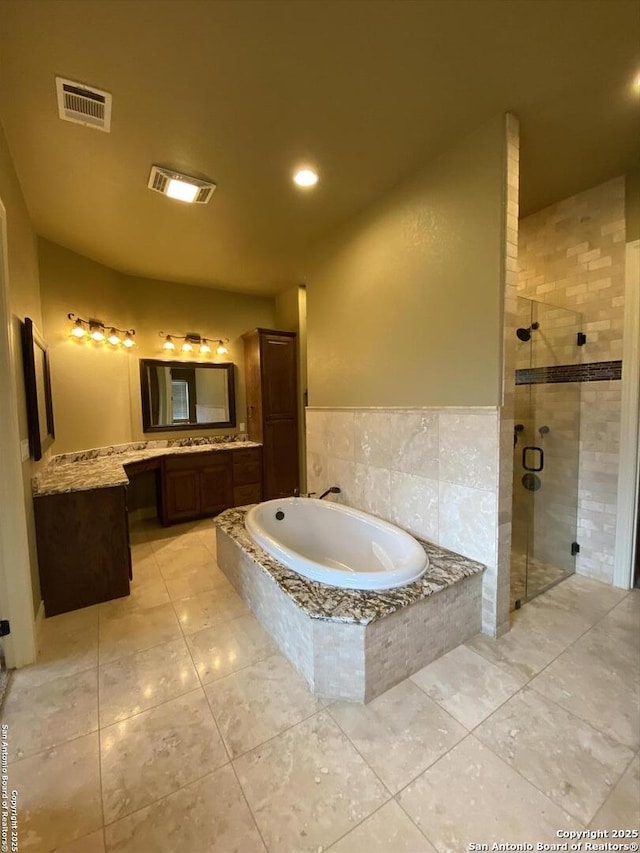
[233,461,262,486]
[233,483,262,506]
[232,448,261,466]
[164,452,224,472]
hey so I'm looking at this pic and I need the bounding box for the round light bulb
[182,341,193,353]
[123,332,135,348]
[216,341,228,355]
[90,325,105,342]
[199,342,211,354]
[108,329,121,346]
[293,168,318,188]
[163,336,176,351]
[71,320,87,338]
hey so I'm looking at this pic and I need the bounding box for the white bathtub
[245,498,428,590]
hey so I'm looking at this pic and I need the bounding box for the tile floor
[2,517,638,852]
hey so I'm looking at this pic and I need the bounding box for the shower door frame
[614,238,640,589]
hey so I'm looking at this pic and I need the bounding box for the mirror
[140,359,236,432]
[21,317,55,461]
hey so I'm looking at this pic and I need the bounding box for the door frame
[613,238,640,589]
[0,197,37,667]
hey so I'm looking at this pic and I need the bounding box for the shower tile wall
[518,176,626,584]
[306,407,500,631]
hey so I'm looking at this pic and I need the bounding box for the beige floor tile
[9,733,102,853]
[129,541,154,562]
[590,753,640,829]
[411,645,524,729]
[101,688,228,823]
[164,563,231,601]
[52,829,105,852]
[205,654,324,758]
[330,679,465,794]
[234,712,389,853]
[467,616,570,683]
[398,736,578,849]
[13,619,98,690]
[99,580,170,618]
[475,687,634,823]
[329,800,436,852]
[542,574,628,623]
[43,605,101,634]
[173,586,249,635]
[2,668,98,760]
[153,541,213,571]
[99,637,200,726]
[98,602,182,665]
[187,614,278,684]
[530,636,640,751]
[104,764,265,852]
[129,554,163,586]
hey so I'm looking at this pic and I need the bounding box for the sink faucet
[319,486,341,500]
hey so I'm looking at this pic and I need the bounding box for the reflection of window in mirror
[140,359,236,432]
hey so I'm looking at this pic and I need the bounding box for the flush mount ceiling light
[148,167,216,204]
[293,168,319,188]
[159,332,229,357]
[67,314,135,348]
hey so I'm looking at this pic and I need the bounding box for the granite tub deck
[33,436,259,496]
[215,507,485,703]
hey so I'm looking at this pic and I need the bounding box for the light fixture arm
[68,313,135,336]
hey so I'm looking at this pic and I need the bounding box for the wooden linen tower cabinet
[242,328,299,499]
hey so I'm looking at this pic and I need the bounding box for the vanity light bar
[159,331,229,356]
[68,313,135,348]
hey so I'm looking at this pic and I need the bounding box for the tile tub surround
[32,438,260,497]
[306,406,506,635]
[215,507,484,702]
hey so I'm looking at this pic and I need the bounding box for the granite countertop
[215,506,485,625]
[33,437,261,497]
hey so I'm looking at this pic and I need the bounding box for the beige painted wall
[0,120,44,613]
[275,284,308,488]
[626,163,640,243]
[306,115,507,408]
[38,239,276,454]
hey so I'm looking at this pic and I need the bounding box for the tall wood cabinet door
[264,418,299,498]
[165,470,200,520]
[260,333,297,418]
[200,460,233,515]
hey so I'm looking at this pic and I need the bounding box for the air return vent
[147,166,216,204]
[56,77,112,132]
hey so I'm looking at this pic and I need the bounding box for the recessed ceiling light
[166,178,199,203]
[293,168,319,188]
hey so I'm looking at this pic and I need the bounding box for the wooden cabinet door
[264,418,299,498]
[200,459,233,515]
[260,333,297,418]
[165,469,200,520]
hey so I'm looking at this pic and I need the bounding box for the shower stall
[511,297,583,607]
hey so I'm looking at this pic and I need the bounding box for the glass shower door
[511,298,582,607]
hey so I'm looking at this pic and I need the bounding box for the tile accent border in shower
[516,360,622,386]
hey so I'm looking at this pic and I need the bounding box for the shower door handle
[522,446,544,472]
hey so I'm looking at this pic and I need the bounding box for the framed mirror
[21,317,55,461]
[140,359,236,432]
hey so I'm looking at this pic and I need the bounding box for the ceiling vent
[56,77,112,132]
[147,166,216,204]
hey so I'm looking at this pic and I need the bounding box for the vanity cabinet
[34,485,131,616]
[242,328,299,499]
[160,447,262,525]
